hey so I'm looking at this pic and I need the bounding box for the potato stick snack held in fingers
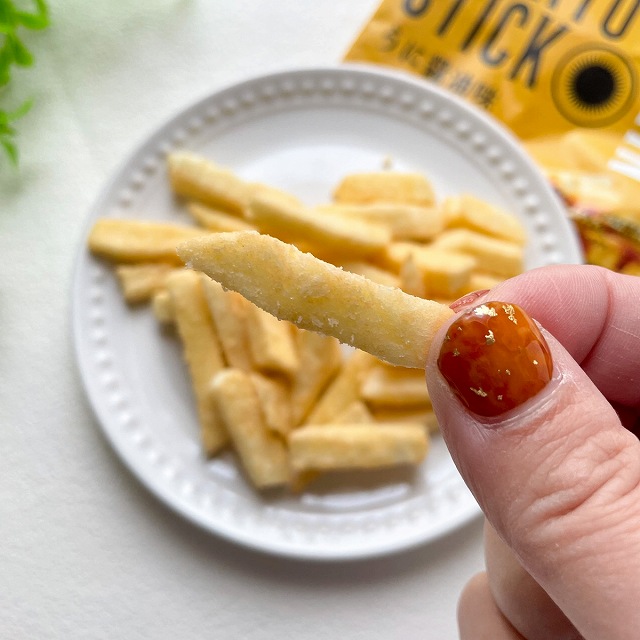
[336,260,401,288]
[177,231,454,369]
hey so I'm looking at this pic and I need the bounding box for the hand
[425,265,640,640]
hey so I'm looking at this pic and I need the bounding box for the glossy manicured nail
[437,301,553,417]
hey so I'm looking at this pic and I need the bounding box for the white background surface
[1,2,487,638]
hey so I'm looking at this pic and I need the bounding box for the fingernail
[437,301,553,417]
[449,289,490,312]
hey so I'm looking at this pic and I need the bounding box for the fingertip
[458,572,525,640]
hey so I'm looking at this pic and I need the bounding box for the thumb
[426,275,640,639]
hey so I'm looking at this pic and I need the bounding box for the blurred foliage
[0,0,50,167]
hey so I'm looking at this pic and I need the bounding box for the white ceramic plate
[72,65,582,560]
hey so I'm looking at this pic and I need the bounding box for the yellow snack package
[345,0,640,272]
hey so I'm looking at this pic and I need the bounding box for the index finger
[476,264,640,408]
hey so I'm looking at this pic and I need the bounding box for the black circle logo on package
[551,45,636,128]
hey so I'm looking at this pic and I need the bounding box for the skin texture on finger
[427,266,640,639]
[484,521,582,640]
[458,572,525,640]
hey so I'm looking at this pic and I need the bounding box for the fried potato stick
[289,329,343,426]
[166,270,228,455]
[399,253,427,298]
[211,369,289,489]
[187,202,256,233]
[288,399,374,491]
[201,276,253,371]
[316,203,445,241]
[151,289,174,325]
[431,229,524,278]
[459,272,504,296]
[304,349,377,425]
[443,194,527,245]
[249,372,293,436]
[245,304,300,378]
[372,408,440,434]
[115,263,176,304]
[167,152,251,215]
[332,400,374,424]
[360,364,432,408]
[332,172,435,207]
[337,261,401,288]
[177,231,453,368]
[248,192,391,257]
[380,242,476,297]
[88,219,205,264]
[288,423,428,472]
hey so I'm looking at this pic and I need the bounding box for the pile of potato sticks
[88,152,526,492]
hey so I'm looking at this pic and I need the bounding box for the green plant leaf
[1,137,19,165]
[0,119,16,135]
[0,3,17,30]
[0,0,50,166]
[17,0,50,30]
[0,40,15,82]
[6,97,32,120]
[7,33,33,66]
[0,67,10,86]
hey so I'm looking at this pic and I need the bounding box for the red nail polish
[437,301,553,417]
